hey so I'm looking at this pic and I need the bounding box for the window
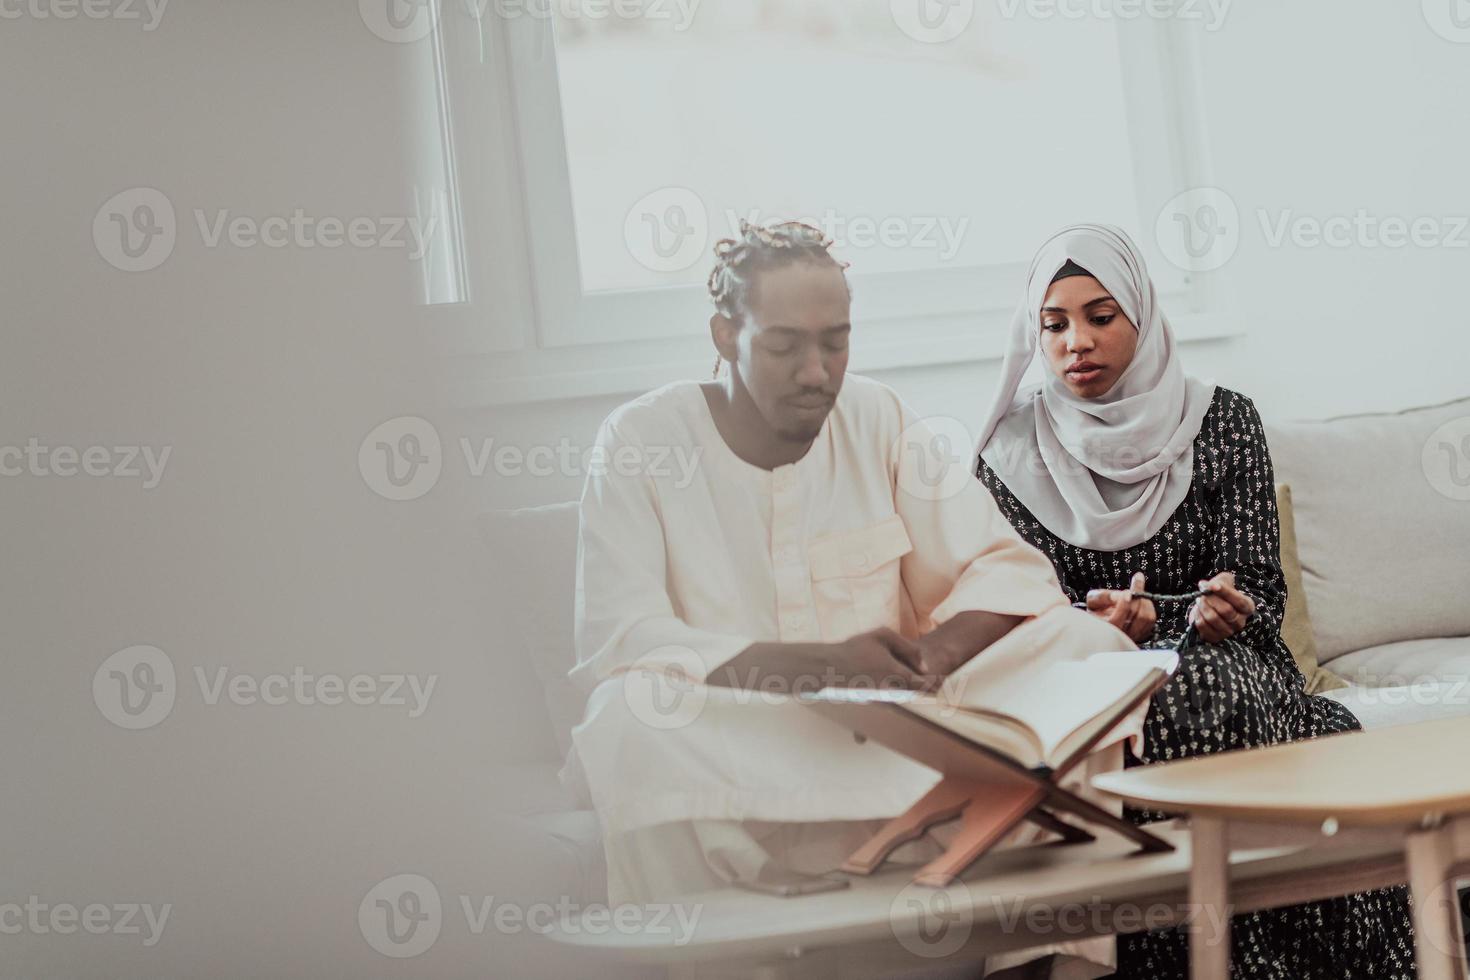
[448,0,1230,403]
[554,6,1142,295]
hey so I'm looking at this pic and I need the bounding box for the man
[571,221,1137,979]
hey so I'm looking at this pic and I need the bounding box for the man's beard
[776,417,827,443]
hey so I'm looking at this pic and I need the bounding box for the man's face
[734,261,851,442]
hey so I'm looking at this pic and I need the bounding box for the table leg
[1188,815,1231,980]
[1405,822,1469,980]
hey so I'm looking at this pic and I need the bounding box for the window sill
[455,310,1241,409]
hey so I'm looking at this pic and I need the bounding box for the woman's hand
[1188,571,1256,644]
[1085,572,1157,644]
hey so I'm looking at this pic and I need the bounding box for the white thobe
[570,375,1137,977]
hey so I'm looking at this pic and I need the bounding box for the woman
[974,224,1416,979]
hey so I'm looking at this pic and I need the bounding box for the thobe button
[848,552,871,572]
[776,546,796,564]
[789,616,809,631]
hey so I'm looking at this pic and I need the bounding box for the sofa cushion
[477,519,561,765]
[485,760,607,906]
[487,760,582,817]
[1265,396,1470,662]
[482,502,584,761]
[1320,681,1470,731]
[483,808,607,909]
[1276,484,1346,694]
[1329,635,1470,689]
[1319,636,1470,730]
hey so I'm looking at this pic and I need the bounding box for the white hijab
[974,224,1216,552]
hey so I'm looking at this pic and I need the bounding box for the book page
[806,649,1176,768]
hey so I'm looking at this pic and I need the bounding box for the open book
[803,649,1178,771]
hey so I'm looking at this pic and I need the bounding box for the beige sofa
[479,394,1470,971]
[1266,395,1470,728]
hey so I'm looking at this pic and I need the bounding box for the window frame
[450,5,1236,406]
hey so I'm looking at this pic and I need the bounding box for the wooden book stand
[805,679,1175,888]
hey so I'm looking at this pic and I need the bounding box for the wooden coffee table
[1094,715,1470,980]
[547,821,1416,978]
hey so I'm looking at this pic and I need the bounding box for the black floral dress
[978,387,1417,980]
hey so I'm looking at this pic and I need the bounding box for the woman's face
[1039,275,1138,398]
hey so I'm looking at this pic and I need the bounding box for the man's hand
[1189,571,1255,644]
[1085,572,1158,644]
[828,627,932,690]
[709,629,928,693]
[914,610,1025,679]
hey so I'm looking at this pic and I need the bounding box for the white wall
[1192,1,1470,419]
[476,2,1470,511]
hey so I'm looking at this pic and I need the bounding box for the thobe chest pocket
[807,515,914,637]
